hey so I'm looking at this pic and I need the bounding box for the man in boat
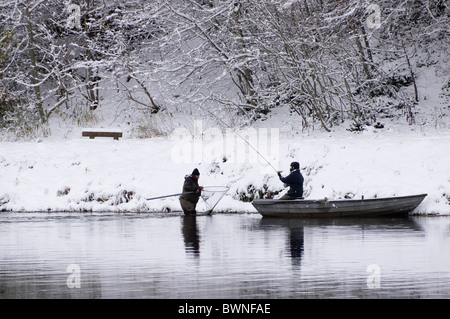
[179,168,204,215]
[278,162,304,200]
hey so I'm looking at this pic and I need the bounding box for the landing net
[201,186,230,212]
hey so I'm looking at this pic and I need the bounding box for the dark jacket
[279,169,304,198]
[180,175,201,204]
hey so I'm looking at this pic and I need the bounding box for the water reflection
[259,219,307,267]
[256,216,432,293]
[1,213,450,298]
[288,227,304,266]
[181,215,200,257]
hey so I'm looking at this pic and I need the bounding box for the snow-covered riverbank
[1,124,449,215]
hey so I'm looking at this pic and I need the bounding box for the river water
[1,212,450,299]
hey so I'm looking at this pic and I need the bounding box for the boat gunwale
[251,194,428,218]
[252,193,428,205]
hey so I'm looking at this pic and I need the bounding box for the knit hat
[290,162,300,170]
[192,168,200,176]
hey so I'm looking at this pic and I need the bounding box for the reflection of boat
[257,216,423,232]
[252,194,427,218]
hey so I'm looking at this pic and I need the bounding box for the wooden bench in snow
[82,128,123,140]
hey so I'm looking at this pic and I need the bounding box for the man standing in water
[278,162,304,200]
[180,168,204,215]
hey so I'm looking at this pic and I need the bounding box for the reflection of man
[289,227,304,267]
[278,162,304,200]
[179,168,204,215]
[182,215,200,256]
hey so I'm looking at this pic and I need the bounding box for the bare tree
[1,0,448,136]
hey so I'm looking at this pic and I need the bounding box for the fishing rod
[201,106,280,174]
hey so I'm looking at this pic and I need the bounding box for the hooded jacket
[279,169,304,198]
[180,175,201,204]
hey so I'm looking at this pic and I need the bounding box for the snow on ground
[0,119,449,215]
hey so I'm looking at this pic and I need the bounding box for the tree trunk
[354,28,372,81]
[25,6,46,122]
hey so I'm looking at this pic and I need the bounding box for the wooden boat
[252,194,427,218]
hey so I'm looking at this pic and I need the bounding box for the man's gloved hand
[196,186,204,194]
